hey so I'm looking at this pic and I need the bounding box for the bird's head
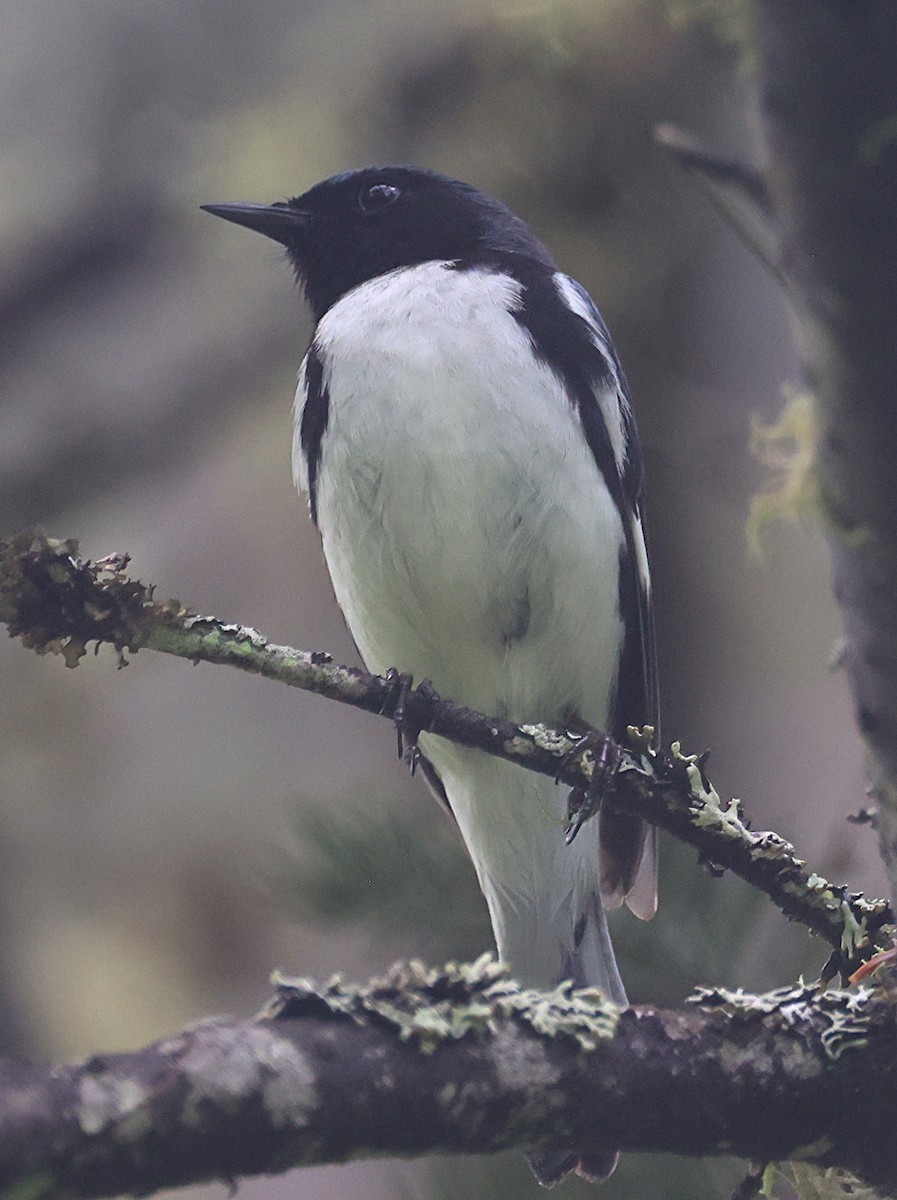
[202,165,553,320]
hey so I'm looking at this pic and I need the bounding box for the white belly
[304,262,623,725]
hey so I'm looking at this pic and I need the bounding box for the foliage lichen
[268,954,619,1055]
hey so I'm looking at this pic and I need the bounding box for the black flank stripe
[614,542,652,737]
[300,344,329,526]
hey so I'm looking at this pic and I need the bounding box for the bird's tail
[562,891,627,1003]
[421,751,626,1187]
[524,893,625,1189]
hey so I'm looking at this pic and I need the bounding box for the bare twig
[653,122,784,285]
[1,530,892,968]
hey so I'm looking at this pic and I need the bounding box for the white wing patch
[629,511,651,599]
[553,272,629,477]
[292,357,310,495]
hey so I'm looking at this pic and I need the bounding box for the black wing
[561,278,659,746]
[525,271,659,919]
[297,341,330,527]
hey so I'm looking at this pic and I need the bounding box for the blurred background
[0,2,885,1197]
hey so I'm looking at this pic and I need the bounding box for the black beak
[200,202,310,246]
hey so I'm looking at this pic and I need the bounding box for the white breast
[293,261,624,728]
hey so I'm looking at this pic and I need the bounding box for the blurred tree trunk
[754,0,897,894]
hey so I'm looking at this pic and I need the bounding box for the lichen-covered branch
[752,3,897,886]
[0,957,895,1198]
[0,530,892,970]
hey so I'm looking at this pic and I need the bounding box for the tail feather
[526,1148,619,1189]
[524,894,625,1188]
[561,892,627,1005]
[526,1148,580,1190]
[420,752,626,1187]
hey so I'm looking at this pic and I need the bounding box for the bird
[202,166,658,1186]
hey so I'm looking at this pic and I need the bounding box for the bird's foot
[381,669,439,775]
[383,668,416,768]
[558,731,622,844]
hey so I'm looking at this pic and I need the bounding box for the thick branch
[752,2,897,883]
[1,530,891,968]
[0,958,895,1197]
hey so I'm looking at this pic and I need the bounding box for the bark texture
[754,1,897,883]
[1,961,896,1198]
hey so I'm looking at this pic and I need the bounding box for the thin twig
[654,122,786,286]
[1,530,892,967]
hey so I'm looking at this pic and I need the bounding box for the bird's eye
[359,183,401,213]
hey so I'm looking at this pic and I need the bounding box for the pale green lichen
[670,745,889,957]
[519,723,580,760]
[838,902,867,959]
[77,1074,152,1139]
[764,1162,883,1200]
[268,954,619,1055]
[175,1024,317,1130]
[748,389,819,545]
[690,983,875,1060]
[492,1026,561,1096]
[672,742,749,838]
[618,728,655,779]
[624,724,656,754]
[791,1139,837,1160]
[754,831,799,859]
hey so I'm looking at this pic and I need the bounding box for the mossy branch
[1,530,892,972]
[1,956,896,1198]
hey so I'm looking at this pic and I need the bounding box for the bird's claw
[559,732,622,843]
[383,668,414,763]
[564,786,594,844]
[382,669,439,775]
